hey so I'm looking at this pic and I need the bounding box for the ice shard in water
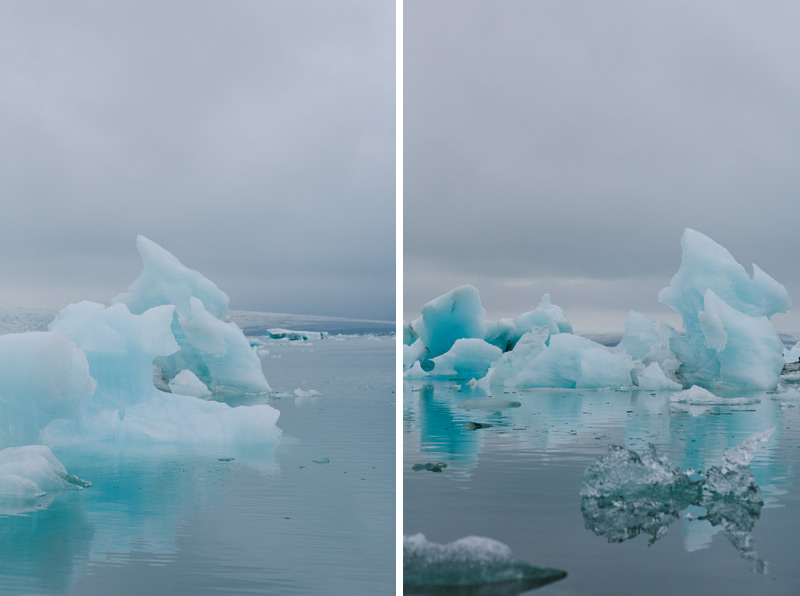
[580,428,774,572]
[403,533,567,594]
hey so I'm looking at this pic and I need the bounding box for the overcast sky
[0,0,394,321]
[405,0,800,333]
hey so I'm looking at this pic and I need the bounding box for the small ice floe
[267,329,328,341]
[0,445,90,498]
[294,388,322,406]
[580,428,774,573]
[403,533,566,594]
[669,385,760,406]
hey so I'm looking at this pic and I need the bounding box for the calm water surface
[404,379,800,595]
[0,335,395,595]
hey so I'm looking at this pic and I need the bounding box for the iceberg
[406,229,793,394]
[415,285,486,362]
[659,229,790,392]
[580,428,773,572]
[403,533,566,593]
[0,236,281,448]
[113,236,271,395]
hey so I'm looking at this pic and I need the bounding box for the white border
[395,0,403,593]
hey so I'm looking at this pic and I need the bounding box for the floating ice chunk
[0,332,97,446]
[581,429,773,571]
[659,229,790,391]
[424,338,502,380]
[114,235,229,320]
[669,385,760,406]
[293,388,321,398]
[416,285,486,360]
[403,533,566,591]
[0,445,90,497]
[707,427,774,489]
[168,369,212,397]
[267,329,327,341]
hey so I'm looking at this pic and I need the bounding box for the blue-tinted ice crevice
[580,427,774,573]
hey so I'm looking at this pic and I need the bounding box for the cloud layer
[0,0,395,320]
[405,0,800,331]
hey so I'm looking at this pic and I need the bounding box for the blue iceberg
[0,236,280,451]
[405,229,791,393]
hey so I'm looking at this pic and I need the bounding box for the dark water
[0,336,395,595]
[404,379,800,595]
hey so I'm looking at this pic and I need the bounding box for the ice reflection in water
[0,445,277,595]
[405,377,800,590]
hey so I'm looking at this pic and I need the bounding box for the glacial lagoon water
[404,373,800,595]
[0,330,395,595]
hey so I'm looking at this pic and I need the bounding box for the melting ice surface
[403,533,567,594]
[580,428,773,573]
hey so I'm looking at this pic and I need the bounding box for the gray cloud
[405,0,800,331]
[0,0,394,321]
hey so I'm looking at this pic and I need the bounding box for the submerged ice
[404,229,790,394]
[580,428,774,572]
[403,533,567,592]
